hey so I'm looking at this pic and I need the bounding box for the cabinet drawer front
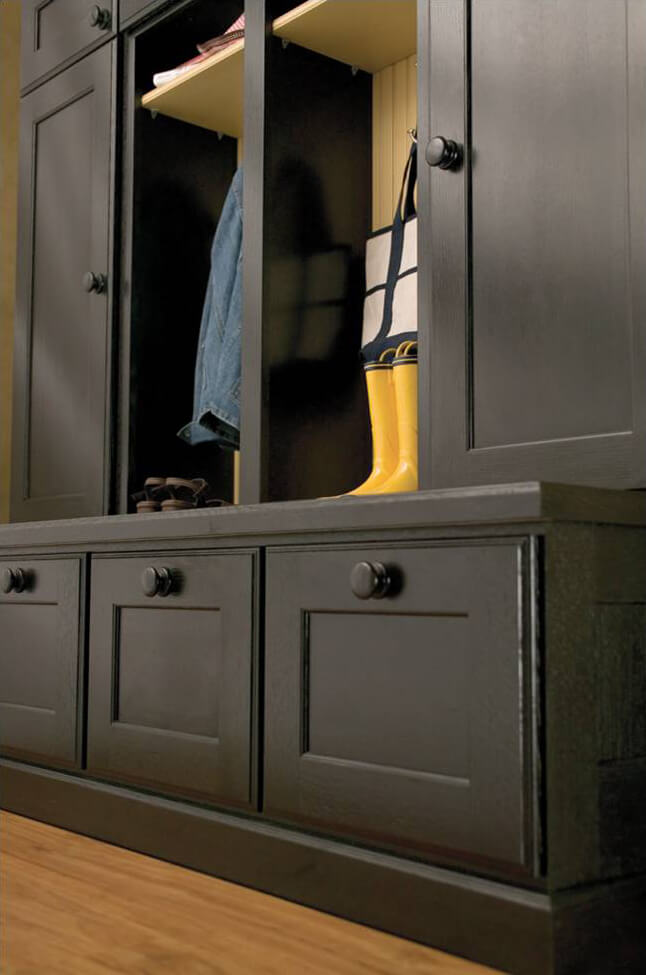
[265,541,538,874]
[87,552,257,807]
[0,557,84,767]
[21,0,115,91]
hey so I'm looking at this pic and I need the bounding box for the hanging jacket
[178,166,242,450]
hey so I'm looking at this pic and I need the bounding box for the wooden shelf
[140,38,244,138]
[140,1,415,134]
[273,0,416,74]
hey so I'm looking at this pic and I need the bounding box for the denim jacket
[178,167,242,450]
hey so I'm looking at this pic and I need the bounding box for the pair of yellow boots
[349,340,418,495]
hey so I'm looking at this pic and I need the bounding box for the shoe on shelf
[132,477,166,513]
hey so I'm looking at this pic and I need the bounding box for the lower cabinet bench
[1,485,646,975]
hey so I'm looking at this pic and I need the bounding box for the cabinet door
[87,552,257,807]
[423,0,646,490]
[265,541,538,875]
[12,43,114,522]
[21,0,115,91]
[0,558,84,768]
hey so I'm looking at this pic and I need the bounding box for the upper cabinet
[12,43,115,522]
[10,0,646,524]
[21,0,116,91]
[424,0,646,490]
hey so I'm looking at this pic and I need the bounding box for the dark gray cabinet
[422,0,646,490]
[12,43,114,522]
[264,540,538,874]
[87,551,257,806]
[0,557,84,768]
[21,0,116,91]
[119,0,165,27]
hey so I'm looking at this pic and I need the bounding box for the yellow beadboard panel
[372,54,417,231]
[141,38,244,138]
[0,0,21,523]
[273,0,416,74]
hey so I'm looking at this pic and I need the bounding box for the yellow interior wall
[0,0,21,523]
[372,54,417,232]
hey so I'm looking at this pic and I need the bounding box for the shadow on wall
[0,0,20,523]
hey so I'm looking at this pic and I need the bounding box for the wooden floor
[0,812,502,974]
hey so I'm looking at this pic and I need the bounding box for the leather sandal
[151,477,220,511]
[132,477,166,513]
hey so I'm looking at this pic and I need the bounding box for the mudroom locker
[2,3,646,973]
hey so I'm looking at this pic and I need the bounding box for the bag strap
[397,140,417,222]
[377,141,417,344]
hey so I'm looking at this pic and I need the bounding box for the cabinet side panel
[0,1,20,524]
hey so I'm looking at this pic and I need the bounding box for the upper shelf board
[140,0,416,134]
[140,38,244,138]
[273,0,417,74]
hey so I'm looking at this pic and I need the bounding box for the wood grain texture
[0,811,500,975]
[0,0,20,525]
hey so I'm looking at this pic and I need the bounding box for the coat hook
[351,65,359,76]
[407,128,418,143]
[281,38,290,50]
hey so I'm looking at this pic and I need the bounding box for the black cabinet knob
[83,271,107,294]
[350,561,391,600]
[142,567,173,598]
[425,136,463,171]
[89,5,111,29]
[1,568,27,595]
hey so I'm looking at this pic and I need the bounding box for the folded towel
[152,13,245,88]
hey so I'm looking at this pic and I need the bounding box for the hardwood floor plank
[1,812,501,974]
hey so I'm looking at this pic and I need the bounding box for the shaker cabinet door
[423,0,646,489]
[12,43,114,522]
[265,540,538,876]
[87,552,257,807]
[21,0,116,91]
[0,557,84,768]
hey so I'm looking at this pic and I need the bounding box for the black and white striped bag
[361,142,417,363]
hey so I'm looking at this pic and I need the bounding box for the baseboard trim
[2,759,645,975]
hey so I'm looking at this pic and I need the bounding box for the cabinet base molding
[3,759,645,975]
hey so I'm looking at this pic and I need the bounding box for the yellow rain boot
[375,341,418,494]
[348,349,399,495]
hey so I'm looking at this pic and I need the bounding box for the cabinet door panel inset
[426,0,646,488]
[265,542,537,875]
[87,552,256,807]
[115,607,221,738]
[0,558,83,768]
[12,43,113,521]
[306,612,469,777]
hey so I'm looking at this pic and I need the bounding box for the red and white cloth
[153,14,245,88]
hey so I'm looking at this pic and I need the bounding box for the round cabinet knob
[142,567,173,598]
[425,136,463,171]
[83,271,107,294]
[89,5,111,29]
[350,561,391,600]
[1,568,27,595]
